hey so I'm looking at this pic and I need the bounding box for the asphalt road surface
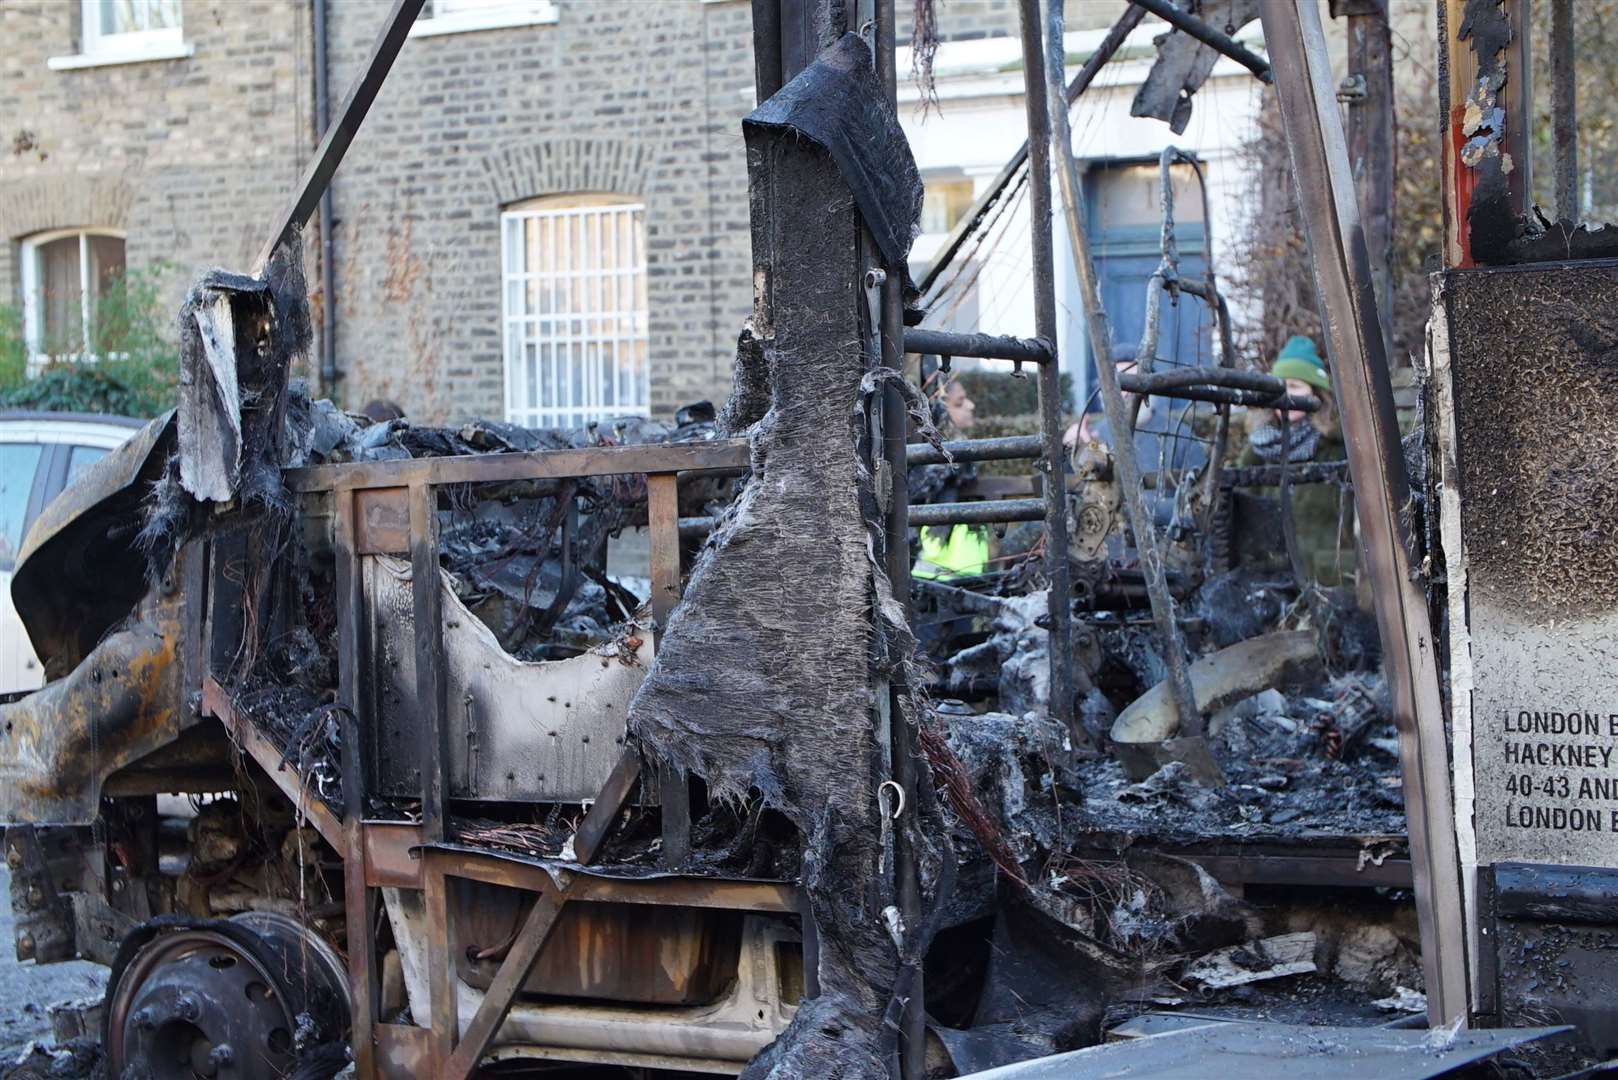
[0,867,106,1064]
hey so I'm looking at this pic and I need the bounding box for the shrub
[0,264,178,418]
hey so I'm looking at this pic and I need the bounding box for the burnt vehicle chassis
[240,438,805,1078]
[0,0,1522,1074]
[5,430,807,1079]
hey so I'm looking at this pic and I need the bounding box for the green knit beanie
[1271,335,1331,394]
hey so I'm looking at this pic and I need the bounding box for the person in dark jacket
[1241,335,1355,587]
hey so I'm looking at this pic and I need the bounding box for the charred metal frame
[255,0,426,271]
[917,4,1146,295]
[1437,0,1532,266]
[207,437,798,1078]
[159,0,1417,1074]
[1125,0,1274,84]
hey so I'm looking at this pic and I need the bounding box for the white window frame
[410,0,558,38]
[18,227,128,375]
[48,0,192,69]
[501,198,650,429]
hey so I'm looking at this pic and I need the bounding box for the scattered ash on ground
[0,870,105,1075]
[1073,684,1408,845]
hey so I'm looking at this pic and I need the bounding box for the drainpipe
[313,0,338,392]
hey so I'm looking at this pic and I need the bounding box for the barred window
[502,195,650,429]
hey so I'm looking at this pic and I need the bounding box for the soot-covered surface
[630,132,890,1076]
[1445,262,1618,623]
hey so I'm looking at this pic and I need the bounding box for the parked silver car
[0,411,142,693]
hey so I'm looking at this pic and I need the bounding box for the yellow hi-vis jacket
[913,524,990,580]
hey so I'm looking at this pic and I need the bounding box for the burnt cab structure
[0,410,805,1079]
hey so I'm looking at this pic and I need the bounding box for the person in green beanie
[1240,335,1355,588]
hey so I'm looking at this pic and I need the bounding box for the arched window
[501,194,648,428]
[18,228,127,369]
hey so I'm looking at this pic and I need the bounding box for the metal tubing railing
[910,499,1046,526]
[902,328,1053,365]
[1044,0,1203,738]
[1118,377,1320,412]
[905,435,1045,466]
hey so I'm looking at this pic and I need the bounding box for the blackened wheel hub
[106,913,350,1080]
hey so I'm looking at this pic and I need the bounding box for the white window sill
[48,41,195,71]
[409,4,558,38]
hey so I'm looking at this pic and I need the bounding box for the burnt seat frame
[204,438,799,1079]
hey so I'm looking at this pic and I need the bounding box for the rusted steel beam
[647,473,690,867]
[201,677,345,851]
[334,485,380,1078]
[424,859,457,1071]
[422,846,799,911]
[570,875,798,912]
[571,748,643,866]
[254,0,425,271]
[409,481,450,844]
[419,847,552,892]
[354,486,410,555]
[285,439,751,493]
[362,822,423,889]
[1259,0,1469,1024]
[441,877,573,1080]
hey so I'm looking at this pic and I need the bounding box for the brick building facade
[0,0,1136,424]
[0,1,314,369]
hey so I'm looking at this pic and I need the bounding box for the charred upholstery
[628,32,926,1077]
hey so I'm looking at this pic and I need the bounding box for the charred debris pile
[227,388,738,814]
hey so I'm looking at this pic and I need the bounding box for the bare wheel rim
[106,928,300,1080]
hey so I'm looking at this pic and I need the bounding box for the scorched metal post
[1040,0,1205,744]
[874,0,924,1073]
[1014,0,1079,750]
[1258,0,1469,1025]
